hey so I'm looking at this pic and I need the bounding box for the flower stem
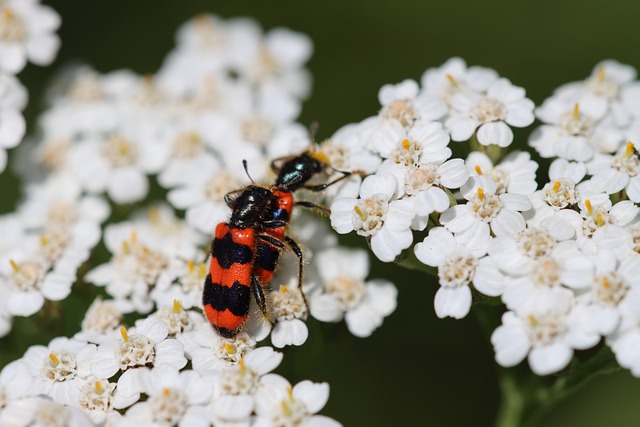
[473,302,621,427]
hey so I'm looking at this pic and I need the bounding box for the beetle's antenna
[242,159,256,184]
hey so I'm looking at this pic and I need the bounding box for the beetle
[251,140,353,302]
[202,184,285,338]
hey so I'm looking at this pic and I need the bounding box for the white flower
[309,247,397,337]
[607,286,640,377]
[491,301,599,375]
[254,375,340,427]
[21,337,96,406]
[85,221,189,314]
[210,346,283,400]
[571,199,638,252]
[18,173,109,234]
[376,79,446,127]
[168,168,241,234]
[473,221,575,300]
[67,123,165,204]
[39,67,120,137]
[554,60,637,127]
[157,14,239,98]
[330,174,414,262]
[414,227,486,319]
[237,26,313,99]
[440,176,531,251]
[0,249,78,317]
[466,150,538,195]
[118,365,212,427]
[154,115,228,189]
[529,98,622,162]
[368,119,452,167]
[421,57,499,109]
[0,0,61,73]
[90,317,187,405]
[209,394,253,427]
[78,378,118,424]
[578,251,640,338]
[151,300,202,338]
[74,297,125,344]
[0,396,93,427]
[0,73,27,171]
[269,279,309,348]
[588,139,640,202]
[151,259,208,310]
[0,360,33,411]
[533,179,579,212]
[446,78,535,146]
[191,326,257,372]
[498,238,592,313]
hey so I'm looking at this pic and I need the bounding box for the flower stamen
[626,141,636,158]
[173,300,182,313]
[585,199,593,215]
[49,353,60,366]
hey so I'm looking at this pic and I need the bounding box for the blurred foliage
[1,0,640,425]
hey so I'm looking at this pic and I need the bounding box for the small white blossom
[21,337,96,406]
[529,98,622,162]
[446,78,535,147]
[0,73,27,171]
[0,0,61,73]
[0,396,93,427]
[330,174,414,262]
[269,278,309,348]
[607,286,640,377]
[118,365,212,427]
[414,227,486,319]
[466,150,538,195]
[254,375,340,427]
[91,317,187,388]
[191,325,257,372]
[309,247,397,337]
[421,57,499,109]
[376,79,446,127]
[440,176,531,251]
[491,300,599,375]
[0,360,33,412]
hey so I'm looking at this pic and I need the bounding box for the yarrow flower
[331,174,414,262]
[308,247,397,337]
[9,4,640,426]
[0,0,61,74]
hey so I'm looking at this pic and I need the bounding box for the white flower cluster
[3,12,398,346]
[328,58,640,377]
[0,11,398,420]
[329,57,535,262]
[0,310,340,426]
[0,0,61,172]
[0,174,109,335]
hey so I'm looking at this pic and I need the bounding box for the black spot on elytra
[255,243,280,273]
[215,327,239,338]
[211,232,253,269]
[203,274,251,316]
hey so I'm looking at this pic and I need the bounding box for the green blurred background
[3,0,640,425]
